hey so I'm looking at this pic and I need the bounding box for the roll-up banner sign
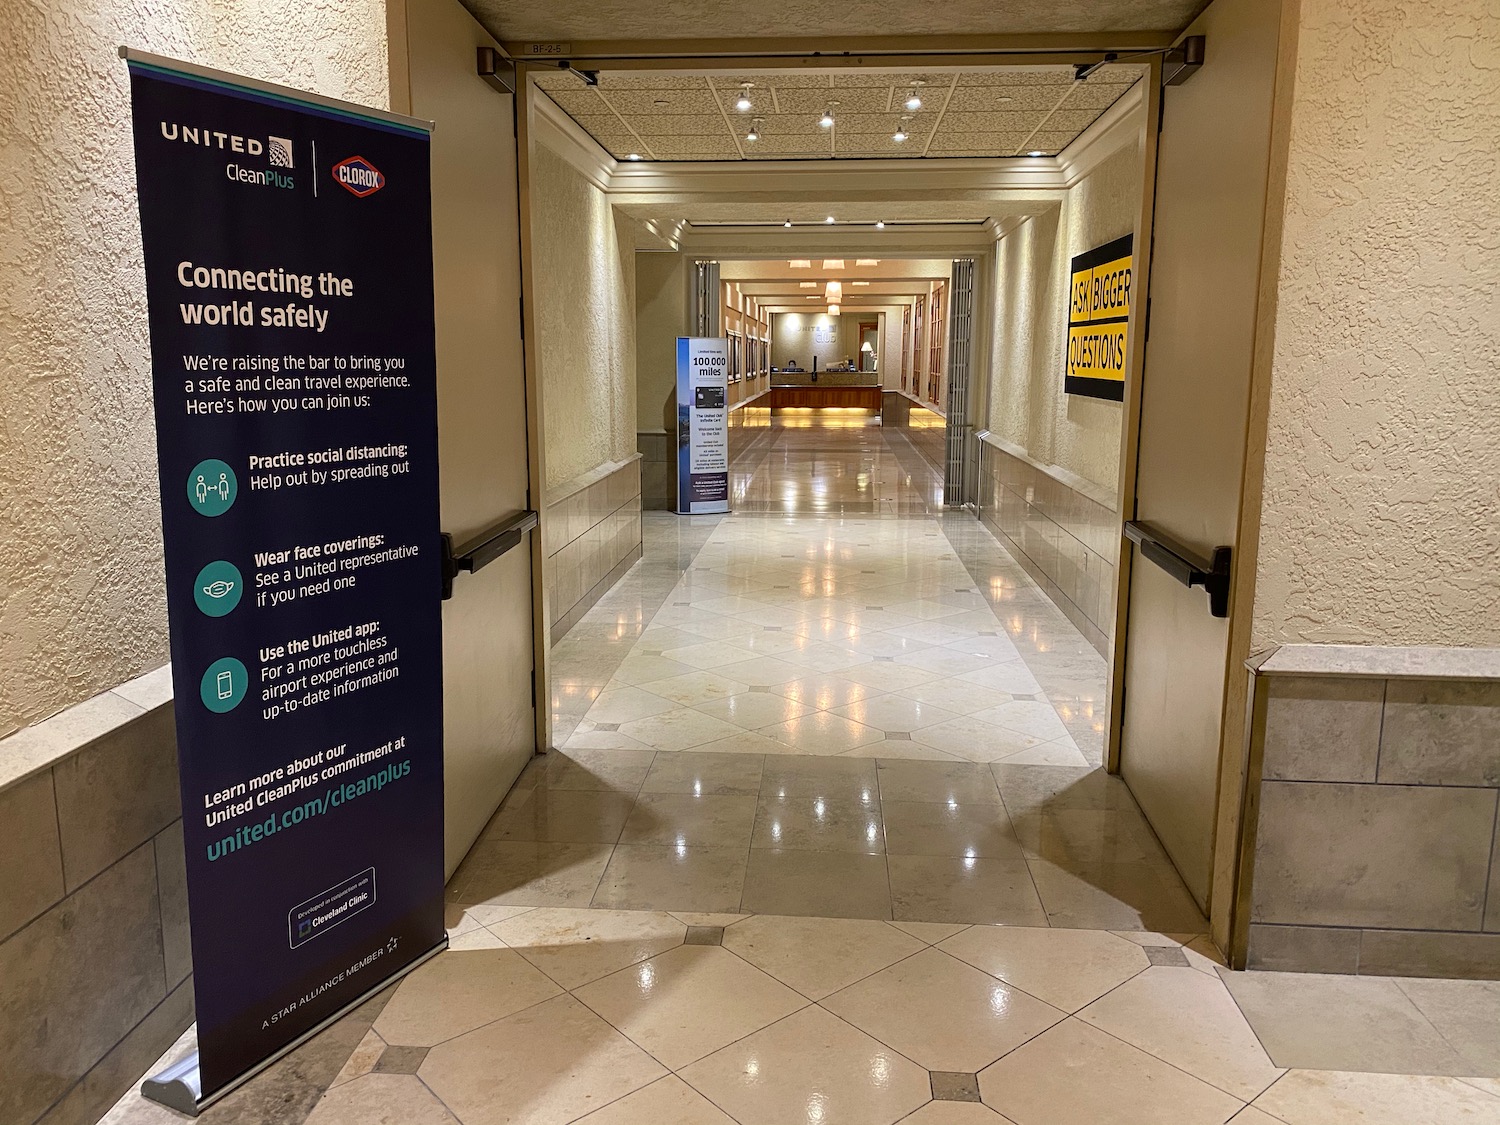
[124,50,446,1113]
[676,336,731,514]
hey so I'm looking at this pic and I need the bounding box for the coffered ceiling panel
[533,66,1142,162]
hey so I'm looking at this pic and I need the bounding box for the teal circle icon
[200,657,248,714]
[193,561,244,617]
[187,459,237,516]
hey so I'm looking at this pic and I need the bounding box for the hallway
[103,420,1500,1125]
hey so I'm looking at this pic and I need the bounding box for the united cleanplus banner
[675,337,730,514]
[126,53,445,1101]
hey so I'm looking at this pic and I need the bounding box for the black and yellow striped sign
[1065,233,1133,401]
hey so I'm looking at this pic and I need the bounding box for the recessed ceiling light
[876,221,886,229]
[784,219,793,228]
[819,108,836,128]
[800,281,818,288]
[997,95,1014,103]
[825,216,836,224]
[626,153,642,160]
[1028,150,1044,157]
[746,119,761,142]
[904,92,922,111]
[735,84,753,112]
[893,120,909,143]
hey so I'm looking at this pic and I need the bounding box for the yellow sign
[1065,233,1133,401]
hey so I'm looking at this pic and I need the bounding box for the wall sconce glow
[819,108,836,128]
[735,84,753,112]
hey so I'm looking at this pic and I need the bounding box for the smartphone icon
[216,670,234,700]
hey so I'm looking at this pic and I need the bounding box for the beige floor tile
[619,708,747,752]
[374,946,561,1046]
[891,920,972,944]
[762,711,886,754]
[911,716,1045,763]
[773,675,887,710]
[837,661,946,694]
[991,764,1135,816]
[997,740,1091,767]
[487,789,636,844]
[610,656,697,687]
[489,908,686,990]
[1219,971,1475,1076]
[446,841,614,908]
[680,1005,931,1125]
[541,748,657,793]
[741,848,893,919]
[752,794,885,853]
[832,694,959,733]
[639,750,765,795]
[883,800,1026,861]
[564,729,662,752]
[573,1075,740,1124]
[662,641,771,670]
[722,914,925,1000]
[1252,1069,1500,1124]
[714,655,808,687]
[574,944,807,1069]
[761,754,880,799]
[895,646,1000,677]
[895,679,1015,716]
[876,759,1004,805]
[1396,978,1500,1075]
[619,792,759,848]
[958,661,1045,696]
[450,924,508,950]
[462,904,538,927]
[648,671,752,707]
[1026,857,1207,931]
[844,740,967,761]
[420,994,667,1125]
[938,925,1149,1012]
[900,1103,1018,1123]
[586,687,681,725]
[1078,967,1285,1100]
[970,700,1071,742]
[979,1018,1245,1125]
[824,947,1064,1072]
[303,1073,459,1125]
[1226,1109,1284,1125]
[693,691,810,730]
[1461,1078,1500,1098]
[888,855,1047,926]
[592,844,748,913]
[670,911,751,926]
[689,730,799,756]
[328,1027,384,1089]
[1011,807,1171,866]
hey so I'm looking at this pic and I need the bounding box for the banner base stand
[141,939,447,1117]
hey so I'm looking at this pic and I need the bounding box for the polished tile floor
[106,421,1500,1124]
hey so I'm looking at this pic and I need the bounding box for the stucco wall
[635,252,690,433]
[531,143,636,487]
[1252,0,1500,647]
[0,0,389,737]
[986,141,1143,494]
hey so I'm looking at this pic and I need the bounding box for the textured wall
[635,252,690,433]
[1252,0,1500,646]
[986,142,1142,493]
[531,144,637,487]
[0,0,389,737]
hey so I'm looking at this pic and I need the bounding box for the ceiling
[535,66,1142,161]
[466,0,1205,41]
[723,259,952,310]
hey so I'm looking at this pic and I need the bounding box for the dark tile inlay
[979,630,997,636]
[375,1044,430,1075]
[931,1071,982,1102]
[866,605,883,611]
[594,723,621,732]
[675,601,691,606]
[876,656,896,663]
[764,626,782,632]
[684,925,725,946]
[1011,693,1036,702]
[1146,945,1190,967]
[885,731,912,741]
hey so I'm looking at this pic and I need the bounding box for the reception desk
[768,374,882,413]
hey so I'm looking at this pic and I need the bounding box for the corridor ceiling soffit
[467,0,1203,43]
[532,66,1143,162]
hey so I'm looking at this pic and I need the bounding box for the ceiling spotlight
[1028,149,1045,157]
[735,84,754,112]
[819,107,836,128]
[746,118,761,142]
[904,82,925,111]
[876,220,886,229]
[626,153,642,161]
[893,119,909,143]
[825,216,836,224]
[784,219,793,228]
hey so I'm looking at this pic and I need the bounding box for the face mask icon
[202,578,236,600]
[194,562,243,617]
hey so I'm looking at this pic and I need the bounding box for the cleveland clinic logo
[332,156,384,197]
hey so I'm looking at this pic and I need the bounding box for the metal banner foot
[142,1050,204,1116]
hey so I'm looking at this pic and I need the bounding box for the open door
[393,0,536,876]
[1116,0,1287,909]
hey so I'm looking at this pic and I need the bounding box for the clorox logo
[332,156,384,197]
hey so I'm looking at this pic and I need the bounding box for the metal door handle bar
[440,510,538,600]
[1123,520,1232,618]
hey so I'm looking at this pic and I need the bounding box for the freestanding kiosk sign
[676,337,730,514]
[124,51,446,1112]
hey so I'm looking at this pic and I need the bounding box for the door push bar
[440,510,538,600]
[1123,520,1232,618]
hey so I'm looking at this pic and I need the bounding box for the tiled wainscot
[1239,645,1500,978]
[545,457,644,643]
